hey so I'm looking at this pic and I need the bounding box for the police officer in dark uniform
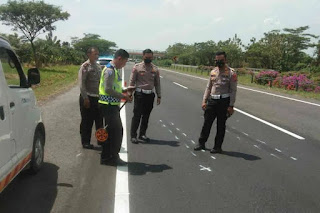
[78,47,103,149]
[129,49,161,144]
[98,49,132,165]
[194,51,237,153]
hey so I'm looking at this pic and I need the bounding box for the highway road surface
[0,62,320,213]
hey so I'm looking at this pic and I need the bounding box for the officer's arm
[79,65,89,99]
[202,77,212,103]
[154,68,161,98]
[129,66,137,87]
[104,69,125,99]
[229,72,238,107]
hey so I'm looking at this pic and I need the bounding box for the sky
[0,0,320,52]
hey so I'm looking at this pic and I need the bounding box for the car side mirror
[28,68,40,86]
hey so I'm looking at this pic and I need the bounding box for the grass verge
[4,65,79,102]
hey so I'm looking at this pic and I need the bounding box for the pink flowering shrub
[281,75,314,91]
[255,71,279,85]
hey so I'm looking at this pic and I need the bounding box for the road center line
[173,82,188,89]
[235,108,305,140]
[114,69,130,213]
[161,68,320,107]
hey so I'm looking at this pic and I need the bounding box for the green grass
[161,66,320,101]
[3,64,79,102]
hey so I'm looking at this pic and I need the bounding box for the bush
[310,66,320,73]
[255,70,279,85]
[153,59,172,67]
[235,68,248,76]
[282,74,315,91]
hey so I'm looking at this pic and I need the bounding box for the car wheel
[29,131,44,174]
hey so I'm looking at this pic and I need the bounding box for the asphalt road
[0,62,319,213]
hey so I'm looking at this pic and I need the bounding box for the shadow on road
[0,162,61,213]
[128,162,172,175]
[141,139,180,147]
[221,151,261,161]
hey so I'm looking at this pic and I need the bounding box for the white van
[0,36,45,193]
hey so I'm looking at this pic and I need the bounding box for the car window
[0,47,26,88]
[98,59,111,66]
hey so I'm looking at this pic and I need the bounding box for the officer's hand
[84,98,90,108]
[157,98,161,105]
[227,107,234,116]
[202,102,207,110]
[124,94,133,103]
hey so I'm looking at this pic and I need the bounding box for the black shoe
[83,144,94,149]
[100,156,113,165]
[115,158,128,166]
[101,157,127,166]
[210,148,222,154]
[194,144,205,151]
[138,135,150,142]
[97,141,103,146]
[131,137,138,144]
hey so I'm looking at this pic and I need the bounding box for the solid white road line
[235,108,305,140]
[114,69,130,213]
[173,82,188,89]
[161,68,320,107]
[238,86,320,108]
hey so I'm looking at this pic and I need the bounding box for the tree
[282,26,318,70]
[217,34,244,67]
[0,0,70,67]
[0,32,33,63]
[72,34,117,57]
[315,40,320,66]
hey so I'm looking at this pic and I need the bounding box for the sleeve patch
[232,73,237,82]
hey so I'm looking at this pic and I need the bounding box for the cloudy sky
[0,0,320,52]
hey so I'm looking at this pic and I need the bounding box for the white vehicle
[97,55,113,67]
[0,36,45,193]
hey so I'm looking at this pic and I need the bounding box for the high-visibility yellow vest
[99,63,122,105]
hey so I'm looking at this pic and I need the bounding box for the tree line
[165,26,320,73]
[1,1,320,73]
[0,0,116,67]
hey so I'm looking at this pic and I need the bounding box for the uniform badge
[232,73,238,82]
[107,70,113,76]
[210,73,217,80]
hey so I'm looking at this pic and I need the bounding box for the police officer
[129,49,161,144]
[99,49,132,165]
[194,51,237,154]
[79,47,103,149]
